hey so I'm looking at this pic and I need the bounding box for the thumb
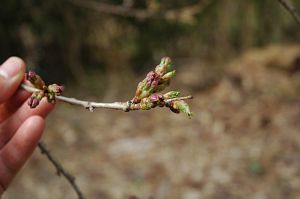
[0,57,25,103]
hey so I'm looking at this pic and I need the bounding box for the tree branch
[278,0,300,26]
[21,83,193,112]
[38,141,85,199]
[67,0,213,21]
[22,57,193,117]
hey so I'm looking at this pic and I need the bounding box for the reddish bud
[26,71,37,81]
[131,97,140,104]
[48,84,64,95]
[26,71,46,89]
[150,93,164,103]
[27,91,45,108]
[146,71,160,87]
[28,96,40,108]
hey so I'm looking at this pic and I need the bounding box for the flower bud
[167,101,180,114]
[46,92,55,103]
[48,84,64,95]
[28,97,40,108]
[168,100,192,118]
[163,91,180,99]
[26,71,37,81]
[28,91,45,108]
[150,93,164,103]
[146,71,160,87]
[133,71,160,103]
[26,71,46,89]
[161,70,176,82]
[131,96,140,104]
[132,81,145,103]
[132,57,174,103]
[155,57,172,76]
[140,98,153,110]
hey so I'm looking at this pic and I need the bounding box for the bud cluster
[28,91,45,108]
[26,71,46,90]
[132,57,176,103]
[23,57,192,118]
[25,71,64,108]
[131,57,192,118]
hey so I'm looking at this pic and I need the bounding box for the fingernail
[0,68,7,79]
[0,57,23,79]
[0,64,8,89]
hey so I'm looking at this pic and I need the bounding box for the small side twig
[38,141,85,199]
[278,0,300,26]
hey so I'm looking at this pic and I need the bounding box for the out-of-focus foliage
[0,0,299,87]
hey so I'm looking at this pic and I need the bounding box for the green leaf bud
[140,98,153,110]
[48,84,64,95]
[163,91,181,99]
[170,100,193,118]
[161,70,176,82]
[155,57,172,76]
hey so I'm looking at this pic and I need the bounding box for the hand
[0,57,54,195]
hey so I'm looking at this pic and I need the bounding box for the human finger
[0,116,44,191]
[0,89,31,122]
[0,57,25,103]
[0,98,54,148]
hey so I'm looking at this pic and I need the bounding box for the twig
[67,0,213,21]
[38,141,85,199]
[278,0,300,26]
[20,83,193,112]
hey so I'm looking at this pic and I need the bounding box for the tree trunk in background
[65,7,86,83]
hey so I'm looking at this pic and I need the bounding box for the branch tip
[21,57,193,118]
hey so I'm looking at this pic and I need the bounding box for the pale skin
[0,57,54,196]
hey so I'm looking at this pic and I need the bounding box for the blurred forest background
[1,0,300,96]
[2,0,300,199]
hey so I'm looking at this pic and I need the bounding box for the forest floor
[4,44,300,199]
